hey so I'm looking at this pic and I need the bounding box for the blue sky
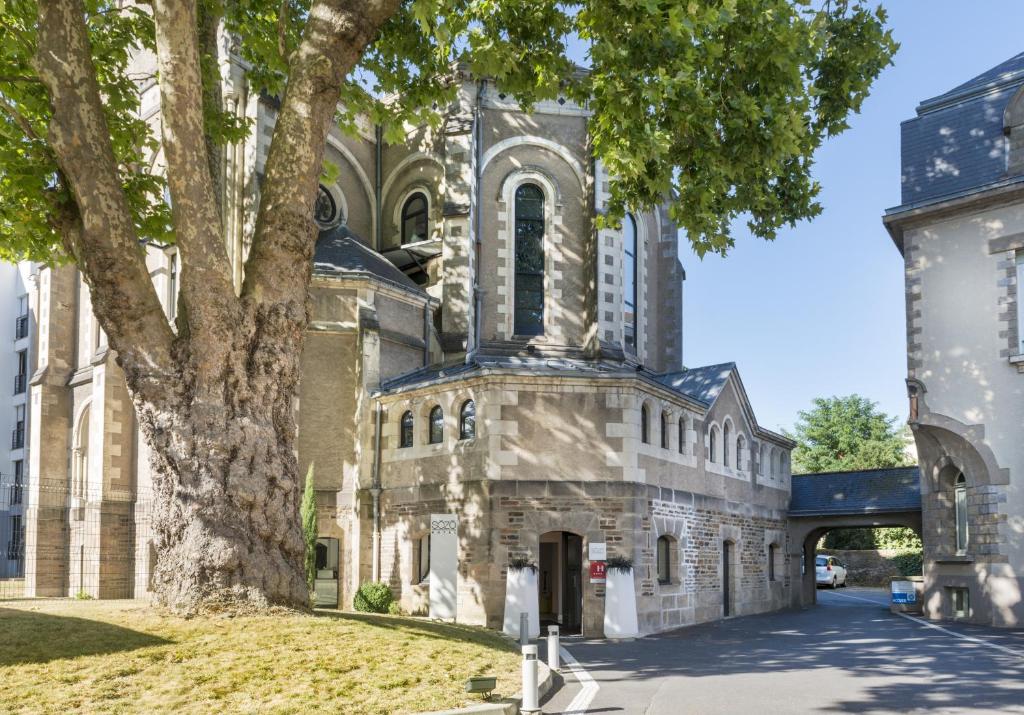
[675,2,1024,434]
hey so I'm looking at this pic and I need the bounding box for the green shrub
[353,581,394,613]
[387,601,402,616]
[606,555,633,572]
[74,589,93,600]
[508,557,537,572]
[891,550,923,577]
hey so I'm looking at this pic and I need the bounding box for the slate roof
[894,51,1024,211]
[379,355,628,392]
[789,466,921,517]
[313,225,425,294]
[653,362,735,405]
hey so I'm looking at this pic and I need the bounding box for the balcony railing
[14,315,28,340]
[11,427,24,450]
[9,483,23,505]
[13,373,25,395]
[6,540,23,561]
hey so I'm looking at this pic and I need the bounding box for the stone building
[885,51,1024,627]
[21,57,795,635]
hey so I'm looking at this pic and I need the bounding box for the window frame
[723,422,731,467]
[400,191,429,246]
[660,411,669,449]
[623,213,638,353]
[656,535,672,585]
[459,399,476,441]
[400,411,415,449]
[954,473,968,554]
[678,417,686,455]
[708,426,717,462]
[513,183,546,336]
[428,405,444,445]
[640,405,649,444]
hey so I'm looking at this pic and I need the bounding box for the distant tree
[788,395,912,475]
[300,464,317,597]
[789,395,921,552]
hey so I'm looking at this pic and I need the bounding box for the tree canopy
[788,395,913,474]
[1,0,898,262]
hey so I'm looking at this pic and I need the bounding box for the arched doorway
[722,540,735,617]
[538,531,583,634]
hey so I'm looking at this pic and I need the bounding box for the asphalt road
[540,588,1024,714]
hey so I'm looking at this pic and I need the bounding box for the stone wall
[819,549,923,587]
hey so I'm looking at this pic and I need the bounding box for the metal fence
[0,476,156,600]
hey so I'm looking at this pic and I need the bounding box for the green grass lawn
[0,599,520,714]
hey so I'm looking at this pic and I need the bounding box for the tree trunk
[141,301,310,614]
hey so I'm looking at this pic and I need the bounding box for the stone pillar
[439,82,477,354]
[24,266,75,597]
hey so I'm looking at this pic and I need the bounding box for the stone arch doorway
[789,515,923,609]
[538,531,583,634]
[722,539,736,617]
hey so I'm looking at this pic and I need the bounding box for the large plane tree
[0,0,896,613]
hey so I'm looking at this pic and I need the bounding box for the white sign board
[429,514,459,620]
[588,542,607,561]
[891,580,916,604]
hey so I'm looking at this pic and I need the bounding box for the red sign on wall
[589,560,606,584]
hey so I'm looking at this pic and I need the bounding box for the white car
[815,555,848,588]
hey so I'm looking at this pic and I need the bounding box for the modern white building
[0,260,36,579]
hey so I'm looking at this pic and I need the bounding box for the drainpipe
[370,399,383,581]
[466,79,485,364]
[375,125,383,252]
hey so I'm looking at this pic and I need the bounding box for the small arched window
[400,411,414,448]
[514,183,545,336]
[401,192,429,245]
[954,473,968,553]
[640,405,649,444]
[678,417,686,455]
[660,411,669,449]
[736,435,746,472]
[708,426,718,462]
[623,213,638,352]
[656,535,673,584]
[459,399,476,440]
[779,452,788,477]
[723,422,732,467]
[429,405,444,444]
[759,444,767,476]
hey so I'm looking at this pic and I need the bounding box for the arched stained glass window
[459,400,476,440]
[401,192,429,245]
[429,405,444,444]
[400,411,414,448]
[955,473,968,553]
[514,184,545,336]
[623,214,638,351]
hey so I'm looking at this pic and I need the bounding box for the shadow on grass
[315,609,518,651]
[0,607,170,666]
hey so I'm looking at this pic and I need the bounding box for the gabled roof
[919,51,1024,112]
[653,362,735,405]
[789,466,921,517]
[313,226,425,295]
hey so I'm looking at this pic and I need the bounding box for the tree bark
[35,0,400,614]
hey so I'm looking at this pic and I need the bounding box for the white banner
[429,513,458,620]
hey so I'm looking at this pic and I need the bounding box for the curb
[418,661,555,715]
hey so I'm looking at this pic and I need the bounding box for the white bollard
[521,644,539,713]
[519,611,530,646]
[547,625,560,672]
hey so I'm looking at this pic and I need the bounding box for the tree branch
[242,0,400,306]
[35,0,176,402]
[151,0,239,341]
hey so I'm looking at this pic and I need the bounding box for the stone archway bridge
[787,466,922,608]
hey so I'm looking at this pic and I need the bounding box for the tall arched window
[759,444,767,476]
[770,448,777,478]
[660,411,669,449]
[514,184,545,336]
[678,416,686,455]
[401,192,428,245]
[723,422,732,467]
[955,473,968,553]
[459,400,476,440]
[709,426,718,462]
[640,405,650,444]
[656,535,673,584]
[623,213,638,352]
[400,411,414,448]
[429,405,444,444]
[736,435,746,472]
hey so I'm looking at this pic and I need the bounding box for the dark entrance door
[722,540,732,617]
[562,533,583,634]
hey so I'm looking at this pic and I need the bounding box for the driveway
[541,588,1024,714]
